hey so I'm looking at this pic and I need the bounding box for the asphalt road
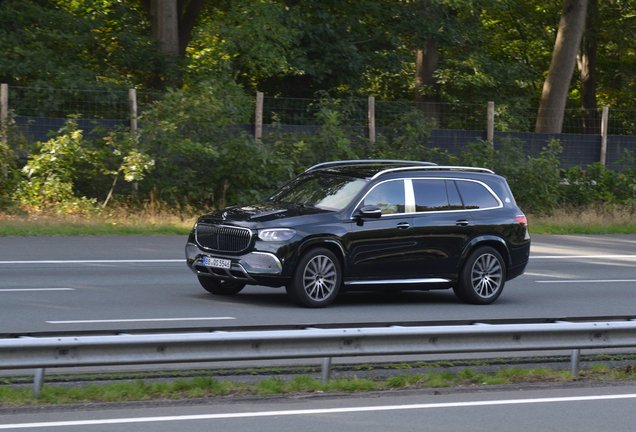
[1,383,635,431]
[1,234,636,334]
[1,234,636,430]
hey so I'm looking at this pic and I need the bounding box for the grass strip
[1,364,635,407]
[2,205,636,236]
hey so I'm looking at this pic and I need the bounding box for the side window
[456,180,500,209]
[364,180,405,214]
[446,181,464,210]
[413,179,449,212]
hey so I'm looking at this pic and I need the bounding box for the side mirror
[356,205,382,219]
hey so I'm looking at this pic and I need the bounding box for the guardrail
[2,319,636,396]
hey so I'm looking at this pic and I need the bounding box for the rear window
[455,180,500,209]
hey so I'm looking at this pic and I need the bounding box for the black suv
[186,160,530,307]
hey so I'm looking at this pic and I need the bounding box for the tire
[286,248,341,308]
[453,246,506,305]
[197,276,245,295]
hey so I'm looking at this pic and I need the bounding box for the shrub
[459,137,563,214]
[12,120,98,214]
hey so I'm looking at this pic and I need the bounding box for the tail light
[515,215,528,226]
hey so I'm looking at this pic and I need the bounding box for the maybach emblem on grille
[195,224,251,252]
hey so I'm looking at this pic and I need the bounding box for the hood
[199,202,332,224]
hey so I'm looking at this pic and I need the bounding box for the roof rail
[305,160,436,172]
[371,165,495,179]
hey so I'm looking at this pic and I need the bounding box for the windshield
[265,173,366,210]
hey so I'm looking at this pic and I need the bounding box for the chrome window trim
[351,177,502,219]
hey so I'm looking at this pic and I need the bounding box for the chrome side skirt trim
[345,278,451,286]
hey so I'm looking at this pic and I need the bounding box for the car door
[345,179,416,281]
[410,179,476,278]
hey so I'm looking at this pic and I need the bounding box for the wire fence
[4,85,635,136]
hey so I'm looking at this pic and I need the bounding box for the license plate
[203,257,231,269]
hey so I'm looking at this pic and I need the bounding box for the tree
[577,0,598,133]
[139,0,206,88]
[536,0,589,133]
[139,0,207,57]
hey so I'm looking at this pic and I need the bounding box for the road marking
[0,259,182,264]
[0,288,75,292]
[530,255,636,259]
[46,317,236,324]
[536,279,636,284]
[1,393,635,429]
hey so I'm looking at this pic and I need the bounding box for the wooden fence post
[487,101,494,146]
[128,89,138,191]
[129,88,138,132]
[255,92,264,142]
[600,106,609,166]
[1,83,8,178]
[368,96,376,144]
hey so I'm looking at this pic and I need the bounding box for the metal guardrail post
[571,349,581,376]
[321,357,332,383]
[33,368,45,398]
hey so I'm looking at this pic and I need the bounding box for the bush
[562,152,636,208]
[11,120,98,214]
[459,137,563,214]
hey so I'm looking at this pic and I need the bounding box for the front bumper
[186,242,283,283]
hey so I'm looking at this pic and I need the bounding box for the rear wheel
[453,246,505,305]
[286,248,341,308]
[197,276,245,295]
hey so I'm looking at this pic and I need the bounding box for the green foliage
[562,153,636,208]
[12,120,98,214]
[136,80,288,208]
[0,0,165,90]
[370,109,455,164]
[0,117,24,209]
[460,137,563,214]
[10,118,155,214]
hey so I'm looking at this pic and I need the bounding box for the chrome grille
[195,224,252,252]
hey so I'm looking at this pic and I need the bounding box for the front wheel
[453,246,505,305]
[286,248,341,308]
[197,276,245,295]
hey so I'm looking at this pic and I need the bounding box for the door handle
[455,219,470,226]
[396,222,410,229]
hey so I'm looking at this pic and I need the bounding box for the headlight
[258,228,296,242]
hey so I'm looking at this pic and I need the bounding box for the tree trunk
[536,0,589,133]
[577,0,598,134]
[414,39,440,127]
[141,0,206,89]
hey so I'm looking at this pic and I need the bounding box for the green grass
[2,364,636,406]
[0,211,195,237]
[3,206,636,236]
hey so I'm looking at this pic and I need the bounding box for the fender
[458,235,511,271]
[292,236,347,268]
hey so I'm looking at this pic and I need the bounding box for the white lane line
[46,317,236,324]
[1,393,635,429]
[530,255,636,259]
[0,259,182,264]
[0,288,75,292]
[536,279,636,284]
